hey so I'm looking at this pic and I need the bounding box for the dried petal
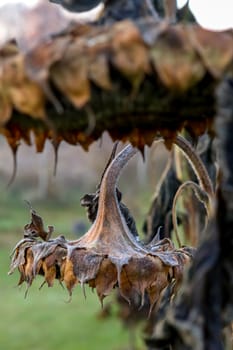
[2,54,46,119]
[111,21,150,88]
[151,26,205,91]
[0,93,12,125]
[51,51,90,108]
[88,54,112,90]
[63,258,78,295]
[9,81,45,119]
[93,259,118,303]
[189,27,233,78]
[32,130,48,153]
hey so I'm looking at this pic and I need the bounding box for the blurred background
[0,132,168,350]
[0,1,231,349]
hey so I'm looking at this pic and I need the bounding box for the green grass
[0,194,146,350]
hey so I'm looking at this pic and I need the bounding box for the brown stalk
[174,135,214,200]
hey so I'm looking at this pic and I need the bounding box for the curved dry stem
[150,134,215,246]
[154,135,215,214]
[174,135,214,199]
[98,144,138,213]
[172,180,210,247]
[77,143,143,251]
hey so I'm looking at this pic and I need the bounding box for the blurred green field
[0,193,147,350]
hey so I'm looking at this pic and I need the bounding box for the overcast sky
[0,0,232,30]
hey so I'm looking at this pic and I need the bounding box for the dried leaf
[8,238,37,275]
[24,203,54,241]
[63,258,77,294]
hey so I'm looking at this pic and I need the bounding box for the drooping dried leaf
[24,204,54,241]
[9,238,37,276]
[91,259,118,304]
